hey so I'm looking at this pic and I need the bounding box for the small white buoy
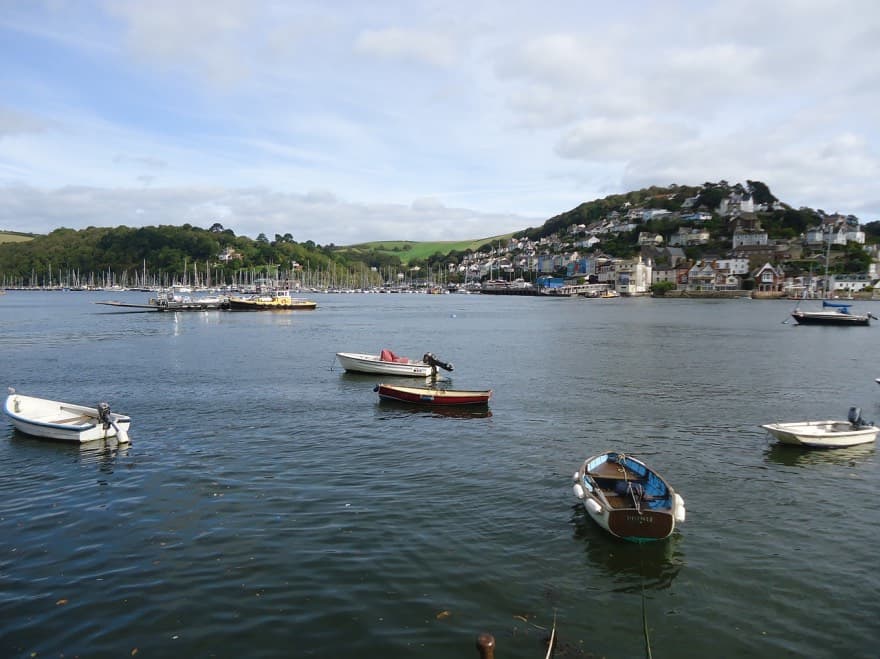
[450,313,457,318]
[572,483,585,499]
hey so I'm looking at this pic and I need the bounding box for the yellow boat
[226,289,317,311]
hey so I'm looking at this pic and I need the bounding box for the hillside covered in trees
[0,223,381,289]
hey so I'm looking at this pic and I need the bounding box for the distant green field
[341,234,514,264]
[0,231,35,244]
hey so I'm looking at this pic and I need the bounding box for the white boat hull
[335,352,435,377]
[4,392,131,443]
[761,420,878,448]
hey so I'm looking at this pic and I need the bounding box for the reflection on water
[374,400,493,419]
[763,442,876,468]
[77,441,131,474]
[8,430,131,473]
[570,505,684,592]
[336,371,454,386]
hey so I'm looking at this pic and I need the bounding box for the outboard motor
[422,353,454,372]
[848,406,869,428]
[97,402,112,430]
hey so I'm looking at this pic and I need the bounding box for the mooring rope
[616,454,642,513]
[544,611,557,659]
[640,546,653,659]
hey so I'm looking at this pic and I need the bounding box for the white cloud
[555,116,694,162]
[0,185,536,244]
[1,0,880,244]
[354,28,457,68]
[104,0,257,86]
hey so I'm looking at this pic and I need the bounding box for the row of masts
[0,259,458,291]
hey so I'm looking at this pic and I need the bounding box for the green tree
[650,281,676,295]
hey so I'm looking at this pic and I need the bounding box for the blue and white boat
[572,451,685,542]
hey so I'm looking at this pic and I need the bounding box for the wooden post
[476,633,495,659]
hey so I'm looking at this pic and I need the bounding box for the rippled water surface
[1,291,878,658]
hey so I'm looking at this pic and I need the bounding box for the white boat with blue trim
[572,451,685,542]
[3,388,131,443]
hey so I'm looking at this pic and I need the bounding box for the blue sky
[1,1,879,244]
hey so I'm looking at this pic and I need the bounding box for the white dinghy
[3,388,131,443]
[335,350,453,378]
[760,407,878,448]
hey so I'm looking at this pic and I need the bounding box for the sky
[1,1,879,245]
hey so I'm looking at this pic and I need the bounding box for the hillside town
[445,187,878,298]
[3,182,877,298]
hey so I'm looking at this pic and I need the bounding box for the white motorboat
[760,407,878,448]
[572,451,685,542]
[335,350,453,377]
[3,388,131,443]
[96,285,227,311]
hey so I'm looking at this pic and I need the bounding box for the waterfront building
[752,263,785,294]
[616,256,653,296]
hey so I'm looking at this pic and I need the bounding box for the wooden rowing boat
[572,451,685,542]
[373,383,491,406]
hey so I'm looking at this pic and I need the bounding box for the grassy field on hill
[342,234,513,264]
[0,231,35,244]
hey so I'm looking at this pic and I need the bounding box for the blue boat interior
[586,452,671,509]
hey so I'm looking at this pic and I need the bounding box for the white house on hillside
[732,228,768,248]
[714,258,750,275]
[669,227,710,246]
[805,226,864,246]
[718,193,755,216]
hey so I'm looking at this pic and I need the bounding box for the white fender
[673,493,686,523]
[584,498,602,515]
[572,471,580,482]
[572,483,585,499]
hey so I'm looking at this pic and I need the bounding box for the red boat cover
[380,349,408,363]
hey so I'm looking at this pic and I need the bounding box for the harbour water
[1,291,878,658]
